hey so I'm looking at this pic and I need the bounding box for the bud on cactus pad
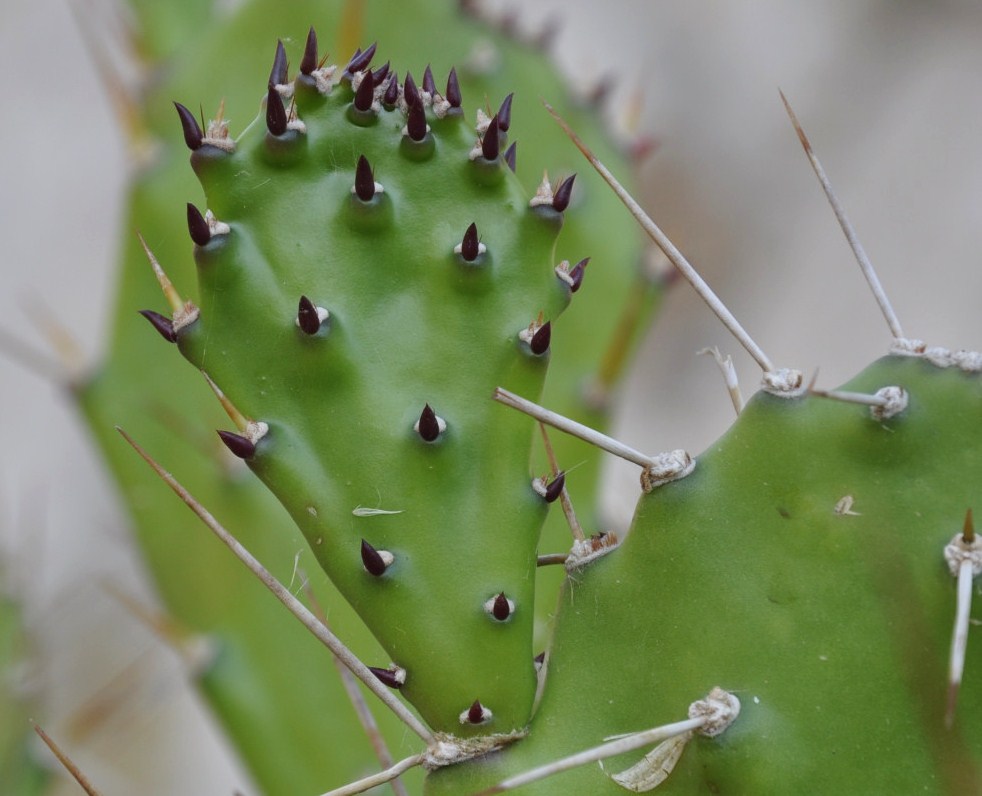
[163,39,581,736]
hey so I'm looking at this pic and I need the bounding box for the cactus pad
[161,40,581,736]
[428,353,982,793]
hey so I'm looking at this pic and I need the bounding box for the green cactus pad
[168,47,580,735]
[427,354,982,793]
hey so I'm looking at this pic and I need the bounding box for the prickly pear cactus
[73,1,648,791]
[158,34,577,734]
[29,1,982,792]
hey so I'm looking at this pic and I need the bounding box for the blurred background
[2,0,982,792]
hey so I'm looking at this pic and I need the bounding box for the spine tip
[422,64,437,96]
[137,309,177,343]
[406,100,428,142]
[269,39,288,87]
[530,321,551,355]
[297,295,321,335]
[345,42,377,76]
[361,539,391,577]
[300,27,318,75]
[552,174,576,213]
[544,472,565,503]
[497,93,514,132]
[353,69,376,112]
[217,429,256,460]
[504,141,517,173]
[186,203,211,246]
[354,155,376,201]
[174,102,203,151]
[481,114,500,161]
[265,85,288,136]
[446,67,462,108]
[415,403,443,442]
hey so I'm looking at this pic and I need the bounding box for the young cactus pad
[154,37,581,736]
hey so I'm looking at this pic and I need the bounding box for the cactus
[6,2,981,795]
[122,21,982,796]
[55,1,650,792]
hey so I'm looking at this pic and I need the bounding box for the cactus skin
[427,355,982,793]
